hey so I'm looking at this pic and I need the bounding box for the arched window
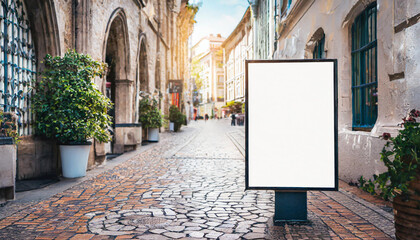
[313,33,325,59]
[351,2,377,130]
[0,0,36,135]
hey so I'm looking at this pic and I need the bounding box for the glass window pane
[352,2,377,129]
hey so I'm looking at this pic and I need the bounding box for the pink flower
[410,109,420,118]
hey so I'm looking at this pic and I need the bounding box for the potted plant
[0,110,19,202]
[169,105,186,132]
[138,91,162,142]
[361,109,420,239]
[32,50,112,178]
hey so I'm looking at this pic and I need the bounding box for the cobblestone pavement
[0,119,394,239]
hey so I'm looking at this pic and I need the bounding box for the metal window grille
[0,0,36,136]
[351,2,377,130]
[312,34,325,59]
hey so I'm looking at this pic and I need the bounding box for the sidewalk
[0,119,394,239]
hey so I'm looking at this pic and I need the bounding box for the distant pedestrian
[231,113,236,126]
[205,114,209,122]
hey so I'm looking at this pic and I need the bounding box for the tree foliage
[223,101,243,113]
[190,55,204,90]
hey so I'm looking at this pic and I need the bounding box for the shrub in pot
[169,105,186,132]
[360,109,420,239]
[138,91,162,142]
[32,50,112,178]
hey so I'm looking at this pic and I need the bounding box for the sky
[190,0,249,45]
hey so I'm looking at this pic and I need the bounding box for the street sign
[168,80,183,93]
[245,59,338,191]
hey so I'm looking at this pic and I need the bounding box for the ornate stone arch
[24,0,61,61]
[13,0,61,180]
[137,33,149,92]
[133,32,149,123]
[103,8,132,153]
[102,8,131,85]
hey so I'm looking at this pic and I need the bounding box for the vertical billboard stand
[274,191,307,224]
[245,59,338,225]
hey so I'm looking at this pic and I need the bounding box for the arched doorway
[136,35,149,142]
[103,9,131,154]
[14,0,61,180]
[0,0,37,135]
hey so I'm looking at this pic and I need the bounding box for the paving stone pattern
[0,119,395,239]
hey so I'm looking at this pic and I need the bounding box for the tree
[190,55,204,90]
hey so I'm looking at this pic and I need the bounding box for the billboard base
[274,191,308,225]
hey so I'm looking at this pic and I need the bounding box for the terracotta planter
[392,176,420,240]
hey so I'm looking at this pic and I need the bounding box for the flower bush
[360,109,420,200]
[32,50,112,144]
[0,109,19,144]
[138,90,162,129]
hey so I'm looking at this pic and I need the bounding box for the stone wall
[272,0,420,182]
[17,136,58,180]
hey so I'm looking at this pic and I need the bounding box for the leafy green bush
[32,50,112,144]
[138,92,162,129]
[360,109,420,200]
[169,105,186,132]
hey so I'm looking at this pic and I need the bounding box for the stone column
[113,79,138,153]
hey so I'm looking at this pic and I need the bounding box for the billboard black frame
[245,59,338,191]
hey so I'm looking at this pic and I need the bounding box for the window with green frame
[313,33,325,59]
[351,2,377,130]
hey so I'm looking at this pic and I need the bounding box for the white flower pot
[169,122,175,131]
[148,128,159,142]
[60,143,91,178]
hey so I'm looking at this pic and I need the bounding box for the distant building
[250,0,420,183]
[222,7,253,106]
[191,34,226,117]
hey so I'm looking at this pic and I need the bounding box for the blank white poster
[246,60,337,189]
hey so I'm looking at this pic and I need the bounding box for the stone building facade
[250,0,420,182]
[222,7,253,105]
[0,0,196,181]
[191,34,225,118]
